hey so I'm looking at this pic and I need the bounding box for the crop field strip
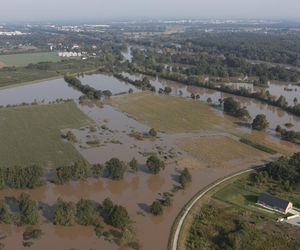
[0,102,91,168]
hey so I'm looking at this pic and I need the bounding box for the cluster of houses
[0,31,29,36]
[58,52,83,58]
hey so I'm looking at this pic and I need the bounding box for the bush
[150,201,163,216]
[252,114,269,131]
[76,199,100,226]
[105,158,127,180]
[179,168,192,189]
[148,128,157,137]
[129,158,139,172]
[101,198,114,215]
[107,205,131,229]
[54,161,90,184]
[23,228,43,240]
[0,200,10,224]
[146,155,165,174]
[53,198,76,226]
[19,193,39,225]
[0,165,43,189]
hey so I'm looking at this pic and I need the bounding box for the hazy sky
[1,0,300,21]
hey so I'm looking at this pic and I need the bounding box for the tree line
[64,75,112,100]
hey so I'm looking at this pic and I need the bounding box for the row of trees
[113,73,156,91]
[0,194,134,246]
[255,153,300,190]
[104,155,165,180]
[128,65,300,118]
[276,125,300,144]
[0,154,165,190]
[54,161,90,184]
[64,75,112,100]
[53,197,132,234]
[0,193,38,225]
[0,165,43,189]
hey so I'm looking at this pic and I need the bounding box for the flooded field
[79,73,138,94]
[148,76,300,131]
[0,74,138,107]
[0,157,270,250]
[0,78,81,106]
[0,72,299,249]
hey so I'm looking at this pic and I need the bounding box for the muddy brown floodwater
[0,159,272,250]
[0,73,298,250]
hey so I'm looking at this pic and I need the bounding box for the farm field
[0,58,101,87]
[176,136,269,169]
[111,92,233,133]
[0,52,60,67]
[0,102,91,168]
[240,131,300,156]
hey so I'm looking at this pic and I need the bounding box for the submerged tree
[150,201,163,216]
[146,155,165,174]
[76,199,100,226]
[105,158,127,180]
[53,198,76,226]
[0,200,10,224]
[19,193,39,225]
[129,158,139,173]
[252,114,269,131]
[107,205,131,229]
[179,168,192,189]
[148,128,157,137]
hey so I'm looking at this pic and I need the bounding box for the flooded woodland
[0,72,299,250]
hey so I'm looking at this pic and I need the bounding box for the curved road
[171,168,255,250]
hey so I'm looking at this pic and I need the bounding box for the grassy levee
[0,52,60,67]
[0,102,91,168]
[168,169,256,250]
[111,92,232,133]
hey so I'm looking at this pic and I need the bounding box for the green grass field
[0,102,91,168]
[213,176,300,213]
[111,92,233,133]
[0,58,101,87]
[0,52,60,67]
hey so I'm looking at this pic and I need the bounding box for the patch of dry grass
[110,92,233,133]
[240,131,300,156]
[176,136,268,169]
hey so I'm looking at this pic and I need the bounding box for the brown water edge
[0,158,272,250]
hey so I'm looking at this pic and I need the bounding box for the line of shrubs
[113,73,156,91]
[0,154,167,190]
[0,194,136,247]
[64,75,112,100]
